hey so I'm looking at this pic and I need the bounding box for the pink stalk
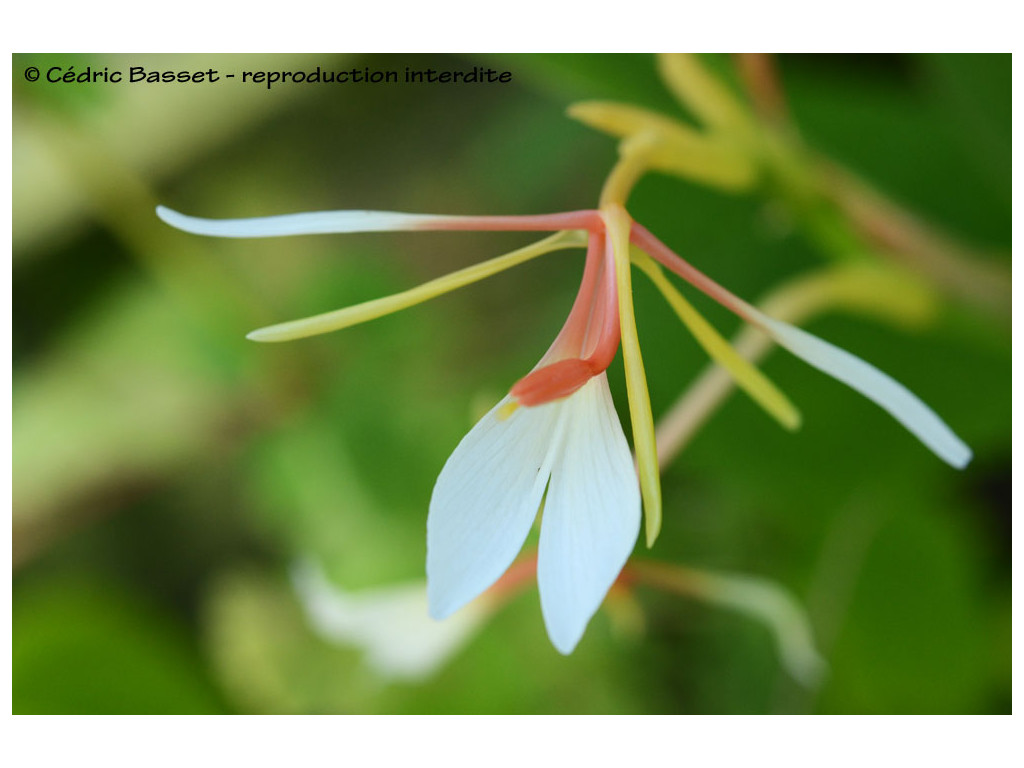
[589,233,622,369]
[549,231,608,355]
[510,231,621,406]
[630,222,758,321]
[415,210,602,232]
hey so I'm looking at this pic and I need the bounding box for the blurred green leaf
[13,279,246,559]
[820,501,993,713]
[13,575,226,714]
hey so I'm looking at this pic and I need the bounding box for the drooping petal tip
[752,311,973,469]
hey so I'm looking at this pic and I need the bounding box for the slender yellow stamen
[247,230,588,342]
[602,203,662,547]
[631,249,801,431]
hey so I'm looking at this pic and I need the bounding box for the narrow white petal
[292,562,489,681]
[156,205,458,238]
[751,310,972,468]
[537,374,641,654]
[427,396,567,619]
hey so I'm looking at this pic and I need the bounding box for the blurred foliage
[12,53,1010,714]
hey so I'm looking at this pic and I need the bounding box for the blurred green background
[12,53,1010,714]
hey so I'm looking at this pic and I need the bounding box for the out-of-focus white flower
[291,561,490,682]
[625,561,827,687]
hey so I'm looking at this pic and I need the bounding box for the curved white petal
[292,562,489,681]
[156,206,460,238]
[752,310,972,469]
[697,571,827,688]
[427,396,567,619]
[537,374,641,654]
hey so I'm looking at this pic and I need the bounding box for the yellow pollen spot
[497,400,520,421]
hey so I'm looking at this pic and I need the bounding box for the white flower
[427,372,640,654]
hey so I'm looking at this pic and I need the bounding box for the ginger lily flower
[158,204,643,652]
[427,229,641,654]
[158,195,970,653]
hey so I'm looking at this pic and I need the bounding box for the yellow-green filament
[631,249,801,431]
[602,204,662,547]
[568,101,756,192]
[599,133,659,208]
[656,54,754,139]
[247,230,588,342]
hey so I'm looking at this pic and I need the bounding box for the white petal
[292,562,489,681]
[537,374,641,654]
[427,396,567,619]
[156,205,459,238]
[752,310,972,468]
